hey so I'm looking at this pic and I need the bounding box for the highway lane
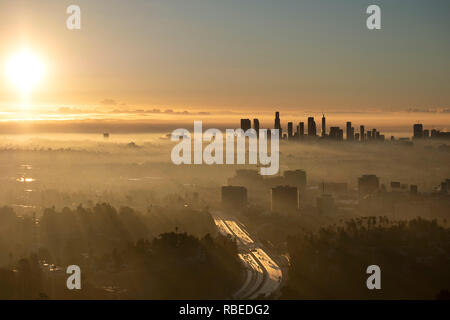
[213,215,283,299]
[249,248,282,299]
[224,219,254,247]
[233,253,264,299]
[213,217,263,299]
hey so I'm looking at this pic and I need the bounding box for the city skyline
[240,111,450,140]
[0,0,449,305]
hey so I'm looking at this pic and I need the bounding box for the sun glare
[5,50,45,95]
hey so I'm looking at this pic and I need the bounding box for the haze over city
[0,0,449,303]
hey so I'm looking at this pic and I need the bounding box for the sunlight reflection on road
[213,216,282,299]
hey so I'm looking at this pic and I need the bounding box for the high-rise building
[308,117,316,136]
[271,186,299,214]
[413,123,423,139]
[274,112,282,138]
[329,127,341,140]
[240,119,251,132]
[321,114,326,137]
[346,122,352,140]
[288,122,293,139]
[299,122,305,137]
[221,186,247,210]
[423,129,429,138]
[360,125,365,141]
[253,118,260,137]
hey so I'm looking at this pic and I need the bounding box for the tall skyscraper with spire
[322,114,326,137]
[274,111,282,138]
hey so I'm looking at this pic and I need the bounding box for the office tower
[351,127,355,140]
[346,122,352,140]
[253,118,260,137]
[274,112,282,138]
[413,123,423,139]
[329,127,340,140]
[271,186,299,214]
[367,131,372,140]
[221,186,247,210]
[338,129,343,140]
[355,133,360,140]
[240,119,251,132]
[372,128,377,139]
[299,122,305,137]
[423,129,429,138]
[308,117,316,136]
[358,175,380,197]
[317,194,335,215]
[360,125,365,141]
[321,114,326,137]
[284,170,307,187]
[288,122,293,139]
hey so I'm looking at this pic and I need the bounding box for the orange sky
[1,1,449,117]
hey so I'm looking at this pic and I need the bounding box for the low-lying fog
[0,132,448,215]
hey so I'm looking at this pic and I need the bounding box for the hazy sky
[1,0,450,113]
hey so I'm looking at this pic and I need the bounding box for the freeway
[213,215,283,299]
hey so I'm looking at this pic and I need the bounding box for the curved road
[213,214,283,299]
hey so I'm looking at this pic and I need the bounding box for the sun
[5,50,45,95]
